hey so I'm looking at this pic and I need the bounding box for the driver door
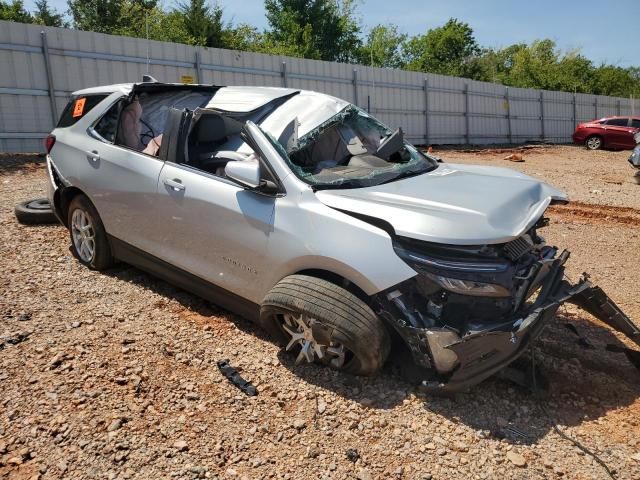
[150,113,279,304]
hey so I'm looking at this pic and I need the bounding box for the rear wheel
[260,275,390,375]
[585,135,603,150]
[67,195,113,271]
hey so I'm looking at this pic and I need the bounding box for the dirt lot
[1,146,639,480]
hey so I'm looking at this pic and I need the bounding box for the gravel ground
[441,145,640,209]
[1,148,640,480]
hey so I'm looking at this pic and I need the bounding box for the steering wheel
[139,118,156,147]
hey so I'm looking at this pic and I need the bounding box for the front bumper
[377,250,640,393]
[422,279,590,393]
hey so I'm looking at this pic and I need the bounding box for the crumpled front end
[373,218,640,392]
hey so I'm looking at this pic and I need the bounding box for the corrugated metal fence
[1,20,638,153]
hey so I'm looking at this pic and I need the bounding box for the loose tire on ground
[14,198,59,225]
[67,194,113,271]
[260,274,390,375]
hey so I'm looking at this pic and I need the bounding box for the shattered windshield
[269,106,438,189]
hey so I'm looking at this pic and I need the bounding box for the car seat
[189,114,229,166]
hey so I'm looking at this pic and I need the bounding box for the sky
[26,0,639,68]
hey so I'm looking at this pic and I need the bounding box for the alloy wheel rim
[587,137,601,149]
[71,209,95,262]
[280,313,350,369]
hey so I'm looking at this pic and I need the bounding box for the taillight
[45,134,56,154]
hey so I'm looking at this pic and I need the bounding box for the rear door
[76,95,167,252]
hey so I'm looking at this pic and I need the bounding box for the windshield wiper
[312,178,373,191]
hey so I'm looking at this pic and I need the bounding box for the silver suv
[45,80,639,392]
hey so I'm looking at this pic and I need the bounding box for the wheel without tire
[260,274,390,375]
[585,135,602,150]
[67,194,113,271]
[14,198,58,225]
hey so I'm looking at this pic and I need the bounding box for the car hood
[315,163,568,245]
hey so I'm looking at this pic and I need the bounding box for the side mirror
[225,160,261,189]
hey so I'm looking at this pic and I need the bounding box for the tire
[67,194,113,271]
[260,274,390,375]
[585,135,603,150]
[14,198,59,225]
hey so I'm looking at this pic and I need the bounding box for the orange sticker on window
[72,98,86,118]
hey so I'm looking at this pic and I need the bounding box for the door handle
[87,150,100,162]
[164,178,185,192]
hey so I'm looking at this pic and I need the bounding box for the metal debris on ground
[0,330,32,350]
[345,448,360,462]
[216,359,257,396]
[503,153,525,162]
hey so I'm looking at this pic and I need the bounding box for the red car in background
[572,116,640,150]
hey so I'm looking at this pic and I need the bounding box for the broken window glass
[266,105,438,189]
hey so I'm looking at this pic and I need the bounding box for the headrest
[195,114,227,143]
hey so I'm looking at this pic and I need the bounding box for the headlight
[394,244,510,273]
[424,272,511,297]
[393,243,512,297]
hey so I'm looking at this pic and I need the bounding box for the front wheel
[67,194,113,271]
[260,275,390,375]
[585,135,603,150]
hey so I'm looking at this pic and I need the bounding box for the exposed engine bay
[371,217,640,392]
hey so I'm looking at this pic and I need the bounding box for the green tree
[264,0,361,61]
[175,0,226,47]
[590,65,638,97]
[506,39,559,89]
[402,18,479,76]
[0,0,33,23]
[463,44,525,84]
[67,0,157,34]
[114,6,196,44]
[357,24,407,68]
[33,0,67,27]
[222,23,267,52]
[467,39,640,96]
[554,51,593,93]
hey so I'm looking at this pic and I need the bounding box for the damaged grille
[503,234,534,261]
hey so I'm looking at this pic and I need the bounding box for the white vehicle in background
[44,78,640,392]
